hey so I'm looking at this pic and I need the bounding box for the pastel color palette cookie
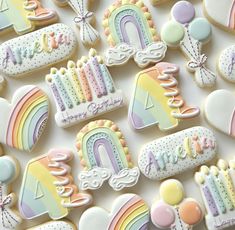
[103,0,167,68]
[151,179,204,229]
[0,85,49,152]
[79,194,150,230]
[76,120,140,191]
[27,220,77,230]
[138,126,217,180]
[46,49,124,128]
[19,149,92,220]
[128,62,200,131]
[195,159,235,230]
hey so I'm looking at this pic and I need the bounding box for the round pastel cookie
[27,220,77,230]
[218,45,235,82]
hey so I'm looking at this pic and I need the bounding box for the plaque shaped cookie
[128,62,200,131]
[76,120,140,191]
[46,49,124,128]
[27,220,77,230]
[103,0,167,68]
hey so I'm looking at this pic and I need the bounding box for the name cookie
[27,220,77,230]
[138,127,217,180]
[161,1,216,88]
[79,194,150,230]
[19,149,92,220]
[128,62,200,131]
[0,0,57,35]
[151,179,204,229]
[103,0,167,68]
[46,49,124,128]
[205,89,235,137]
[0,85,48,152]
[76,120,140,191]
[195,159,235,230]
[0,23,77,77]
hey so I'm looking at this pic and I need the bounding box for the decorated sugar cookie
[0,0,57,35]
[0,155,22,230]
[53,0,99,45]
[151,179,204,229]
[0,85,48,152]
[138,127,217,180]
[27,220,77,230]
[103,0,167,68]
[76,120,140,191]
[128,62,200,131]
[203,0,235,32]
[19,149,92,220]
[79,193,149,230]
[218,45,235,82]
[46,49,124,128]
[0,23,77,77]
[195,159,235,230]
[205,89,235,137]
[161,1,216,87]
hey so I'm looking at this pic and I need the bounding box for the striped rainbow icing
[0,85,48,152]
[79,194,150,230]
[128,62,200,131]
[19,149,92,220]
[76,120,140,191]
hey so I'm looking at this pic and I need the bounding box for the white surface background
[0,0,235,229]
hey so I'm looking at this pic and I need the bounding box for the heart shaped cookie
[0,85,49,152]
[205,89,235,137]
[79,194,150,230]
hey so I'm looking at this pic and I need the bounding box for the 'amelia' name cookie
[138,127,217,180]
[0,23,77,77]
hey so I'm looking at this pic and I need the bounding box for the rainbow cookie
[53,0,99,45]
[195,159,235,230]
[46,49,124,128]
[151,179,204,229]
[0,23,77,77]
[138,127,217,180]
[27,220,77,230]
[19,149,92,220]
[161,1,216,88]
[0,85,48,152]
[79,193,149,230]
[103,0,167,68]
[0,0,57,35]
[128,62,200,131]
[76,120,140,191]
[0,155,22,230]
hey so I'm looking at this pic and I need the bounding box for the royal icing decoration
[195,159,235,230]
[138,127,217,180]
[0,23,77,77]
[0,156,22,230]
[53,0,99,45]
[205,89,235,137]
[0,0,57,35]
[218,45,235,82]
[103,0,167,68]
[203,0,235,32]
[151,179,204,229]
[27,220,77,230]
[76,120,140,191]
[79,193,149,230]
[46,49,124,128]
[19,149,92,220]
[161,1,216,88]
[0,85,48,152]
[128,62,200,131]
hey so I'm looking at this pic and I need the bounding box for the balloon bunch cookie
[53,0,99,45]
[46,49,124,128]
[161,1,216,88]
[195,159,235,230]
[76,120,140,191]
[27,220,77,230]
[128,62,200,131]
[19,149,92,220]
[103,0,167,68]
[151,179,204,229]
